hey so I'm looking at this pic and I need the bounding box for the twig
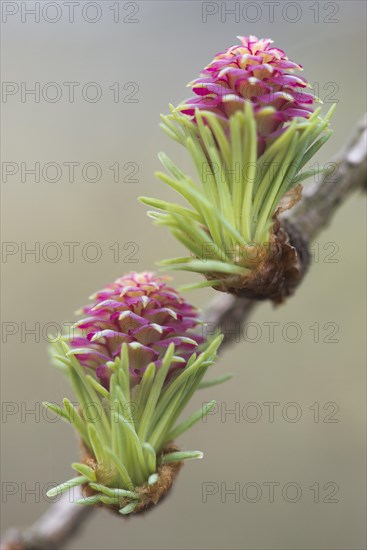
[2,114,366,550]
[1,487,93,550]
[290,113,367,241]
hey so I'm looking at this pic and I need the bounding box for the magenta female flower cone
[46,273,222,514]
[69,272,203,388]
[182,35,316,154]
[141,34,335,300]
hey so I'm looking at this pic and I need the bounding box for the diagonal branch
[1,114,366,550]
[291,113,367,241]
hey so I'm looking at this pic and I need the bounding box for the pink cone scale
[181,35,316,154]
[68,272,204,388]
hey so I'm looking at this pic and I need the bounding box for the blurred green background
[1,1,366,548]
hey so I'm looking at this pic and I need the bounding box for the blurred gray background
[1,1,366,549]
